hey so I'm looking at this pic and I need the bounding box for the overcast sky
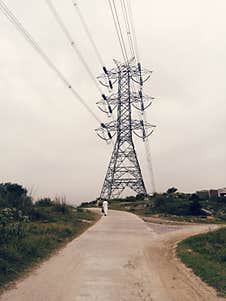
[0,0,225,204]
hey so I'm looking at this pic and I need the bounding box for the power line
[143,112,156,194]
[133,82,156,194]
[126,0,140,62]
[107,0,128,63]
[112,0,129,62]
[119,0,135,59]
[127,0,156,193]
[120,0,156,193]
[72,1,105,68]
[138,82,156,194]
[71,0,115,111]
[0,0,101,123]
[46,0,113,116]
[45,0,103,95]
[144,137,156,194]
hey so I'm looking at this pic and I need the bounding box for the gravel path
[0,210,225,301]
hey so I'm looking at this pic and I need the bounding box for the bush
[53,197,69,214]
[35,198,53,207]
[0,208,29,244]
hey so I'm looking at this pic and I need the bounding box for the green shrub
[35,198,53,207]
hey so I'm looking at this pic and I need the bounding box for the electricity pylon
[96,58,155,200]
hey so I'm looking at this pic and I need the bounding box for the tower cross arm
[95,120,155,139]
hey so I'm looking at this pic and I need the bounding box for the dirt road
[0,210,225,301]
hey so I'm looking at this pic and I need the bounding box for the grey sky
[0,0,225,204]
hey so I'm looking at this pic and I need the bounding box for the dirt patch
[145,223,225,301]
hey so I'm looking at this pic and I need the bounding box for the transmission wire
[71,0,116,120]
[126,0,140,62]
[143,112,156,194]
[72,1,105,68]
[119,0,135,59]
[112,0,129,62]
[0,0,101,123]
[124,0,156,193]
[107,0,127,63]
[45,0,103,95]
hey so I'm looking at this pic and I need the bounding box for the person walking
[102,200,109,216]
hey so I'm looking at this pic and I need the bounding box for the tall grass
[0,195,99,289]
[177,228,226,296]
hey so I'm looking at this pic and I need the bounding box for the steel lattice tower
[96,58,155,200]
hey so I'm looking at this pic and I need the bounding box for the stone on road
[0,210,224,301]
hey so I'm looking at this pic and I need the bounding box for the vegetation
[177,227,226,297]
[0,183,99,289]
[86,189,226,223]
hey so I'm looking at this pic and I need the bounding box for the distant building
[218,188,226,198]
[196,188,225,199]
[196,190,209,199]
[209,189,218,198]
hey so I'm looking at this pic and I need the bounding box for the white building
[218,188,226,197]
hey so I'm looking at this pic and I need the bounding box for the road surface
[0,210,225,301]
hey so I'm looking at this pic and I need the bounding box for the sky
[0,0,225,204]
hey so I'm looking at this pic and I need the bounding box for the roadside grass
[106,197,226,224]
[177,227,226,297]
[0,206,100,289]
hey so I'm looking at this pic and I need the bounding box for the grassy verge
[177,227,226,297]
[0,206,100,289]
[100,196,226,224]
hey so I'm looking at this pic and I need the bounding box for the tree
[153,194,166,209]
[189,193,200,201]
[166,187,178,194]
[189,199,202,215]
[0,183,32,209]
[136,193,146,200]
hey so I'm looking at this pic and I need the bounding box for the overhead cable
[123,0,155,193]
[107,0,128,63]
[143,112,156,194]
[119,0,135,59]
[72,1,105,68]
[0,0,101,123]
[126,0,140,62]
[45,0,103,95]
[112,0,129,62]
[71,1,114,95]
